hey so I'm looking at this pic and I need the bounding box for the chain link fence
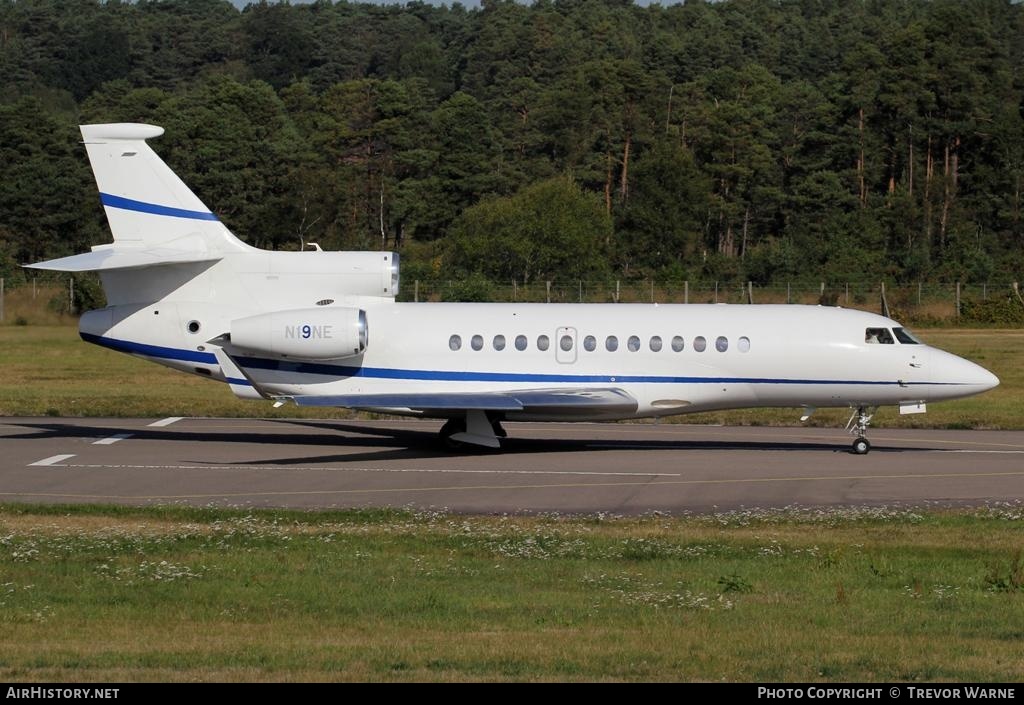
[399,278,1024,324]
[3,275,1022,325]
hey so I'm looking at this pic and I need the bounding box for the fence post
[819,282,825,300]
[845,282,849,305]
[579,280,583,303]
[955,282,961,321]
[684,280,688,304]
[917,281,922,307]
[746,281,753,304]
[650,279,655,303]
[615,280,620,303]
[786,282,791,304]
[414,279,419,303]
[0,277,4,323]
[714,281,718,304]
[69,277,74,313]
[546,280,551,304]
[32,278,36,299]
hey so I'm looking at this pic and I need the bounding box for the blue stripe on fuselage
[80,332,960,388]
[82,332,218,364]
[100,193,219,221]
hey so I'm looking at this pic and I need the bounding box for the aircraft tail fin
[28,123,252,305]
[75,123,248,252]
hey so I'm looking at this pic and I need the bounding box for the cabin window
[738,336,751,353]
[560,335,573,352]
[471,334,484,351]
[893,327,921,344]
[694,336,707,352]
[186,320,201,334]
[537,335,550,351]
[606,335,619,352]
[515,334,528,351]
[649,336,662,352]
[865,328,894,344]
[493,334,506,351]
[627,335,641,352]
[671,336,684,352]
[583,335,597,352]
[715,336,729,352]
[449,334,462,351]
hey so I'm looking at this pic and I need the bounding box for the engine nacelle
[267,251,400,299]
[231,307,367,361]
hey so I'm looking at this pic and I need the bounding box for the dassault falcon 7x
[29,123,999,452]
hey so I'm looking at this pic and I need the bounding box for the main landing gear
[846,406,875,455]
[439,411,505,450]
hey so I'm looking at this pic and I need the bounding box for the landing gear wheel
[851,437,871,455]
[846,405,876,456]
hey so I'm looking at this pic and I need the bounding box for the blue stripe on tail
[100,193,219,221]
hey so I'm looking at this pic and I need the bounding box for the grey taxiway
[3,417,1024,514]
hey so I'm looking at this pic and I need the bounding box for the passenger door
[555,326,577,364]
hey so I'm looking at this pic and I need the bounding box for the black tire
[851,437,871,455]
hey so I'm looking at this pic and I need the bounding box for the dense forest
[1,0,1023,291]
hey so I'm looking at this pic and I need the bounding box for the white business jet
[29,124,999,453]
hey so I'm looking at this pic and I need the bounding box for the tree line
[1,0,1022,291]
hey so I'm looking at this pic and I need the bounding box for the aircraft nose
[933,350,999,397]
[974,364,1000,392]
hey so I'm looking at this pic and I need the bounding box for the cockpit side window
[893,327,921,344]
[865,327,894,344]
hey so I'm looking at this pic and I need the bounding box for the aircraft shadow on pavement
[218,420,932,464]
[5,419,932,465]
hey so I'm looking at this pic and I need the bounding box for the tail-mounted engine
[230,307,367,361]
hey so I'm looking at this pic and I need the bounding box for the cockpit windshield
[893,327,922,344]
[865,327,922,344]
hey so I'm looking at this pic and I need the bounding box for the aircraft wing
[291,387,639,416]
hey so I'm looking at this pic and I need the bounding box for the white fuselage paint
[78,254,998,423]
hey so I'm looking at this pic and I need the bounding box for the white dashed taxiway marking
[148,417,185,427]
[29,454,77,467]
[93,433,134,445]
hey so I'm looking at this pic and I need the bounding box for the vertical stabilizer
[78,123,248,253]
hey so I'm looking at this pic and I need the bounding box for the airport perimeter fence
[2,274,1023,326]
[400,278,1024,325]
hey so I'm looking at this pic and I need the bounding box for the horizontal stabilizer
[26,243,221,272]
[292,387,638,415]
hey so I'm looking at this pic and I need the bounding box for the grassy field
[0,325,1020,428]
[2,320,1022,682]
[0,504,1022,681]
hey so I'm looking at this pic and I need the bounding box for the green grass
[0,325,1020,428]
[0,326,353,419]
[1,504,1022,681]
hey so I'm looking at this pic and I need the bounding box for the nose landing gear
[846,406,875,455]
